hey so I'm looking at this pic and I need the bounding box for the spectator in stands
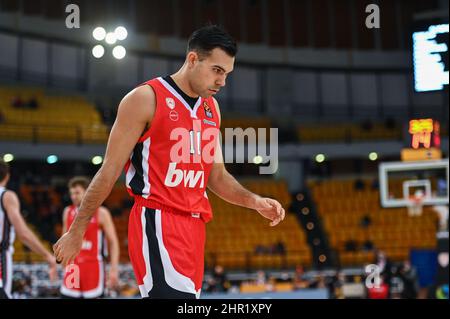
[293,265,309,289]
[344,239,358,252]
[385,117,397,130]
[362,240,374,252]
[254,244,268,255]
[278,271,291,283]
[309,274,327,289]
[272,240,286,255]
[360,214,372,228]
[389,264,405,299]
[11,95,24,108]
[331,271,346,299]
[354,178,365,191]
[26,97,39,109]
[255,270,267,286]
[203,276,218,293]
[399,261,418,299]
[371,178,379,190]
[212,265,229,292]
[374,249,393,294]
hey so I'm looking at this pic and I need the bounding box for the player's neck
[171,69,198,99]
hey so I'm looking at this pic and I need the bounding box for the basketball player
[0,159,57,299]
[54,25,285,299]
[60,176,120,298]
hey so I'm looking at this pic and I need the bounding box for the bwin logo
[164,163,205,188]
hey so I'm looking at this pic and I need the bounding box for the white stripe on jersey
[125,160,136,189]
[141,138,151,199]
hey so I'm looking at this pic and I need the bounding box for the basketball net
[408,193,424,217]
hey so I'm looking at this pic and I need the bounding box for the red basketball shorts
[128,202,206,299]
[60,260,105,298]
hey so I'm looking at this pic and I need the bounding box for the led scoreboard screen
[412,23,449,92]
[401,118,442,161]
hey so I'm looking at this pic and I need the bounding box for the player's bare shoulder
[97,206,112,223]
[119,85,156,125]
[2,190,20,209]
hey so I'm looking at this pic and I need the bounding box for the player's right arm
[3,191,57,281]
[53,85,156,266]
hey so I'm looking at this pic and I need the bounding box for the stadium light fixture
[369,152,378,161]
[115,26,128,41]
[315,154,326,163]
[92,26,127,60]
[92,45,105,58]
[253,155,263,165]
[112,45,126,60]
[47,155,58,164]
[92,27,106,41]
[105,32,117,45]
[3,153,14,163]
[91,156,103,165]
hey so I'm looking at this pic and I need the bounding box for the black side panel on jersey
[129,142,145,196]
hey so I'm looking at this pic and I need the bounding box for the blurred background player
[60,176,119,298]
[0,159,57,299]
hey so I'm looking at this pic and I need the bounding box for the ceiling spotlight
[369,152,378,161]
[105,32,117,45]
[92,27,106,41]
[115,26,128,41]
[3,153,14,163]
[91,156,103,165]
[315,154,326,163]
[47,155,58,164]
[112,45,126,59]
[92,45,105,58]
[253,155,263,165]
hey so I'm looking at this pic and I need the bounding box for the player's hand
[108,265,119,290]
[253,197,285,227]
[46,254,58,282]
[53,231,83,267]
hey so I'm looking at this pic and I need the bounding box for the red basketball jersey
[66,205,105,263]
[124,77,220,222]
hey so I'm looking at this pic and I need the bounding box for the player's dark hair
[0,159,9,182]
[68,176,90,190]
[187,25,237,59]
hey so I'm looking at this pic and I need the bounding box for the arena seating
[0,86,108,144]
[309,179,438,266]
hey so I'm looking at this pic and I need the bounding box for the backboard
[379,159,449,208]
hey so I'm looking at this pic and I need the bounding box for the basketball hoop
[408,192,425,217]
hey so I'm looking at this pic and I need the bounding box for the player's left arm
[98,206,120,288]
[206,98,285,227]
